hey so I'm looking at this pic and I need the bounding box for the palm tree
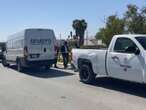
[72,19,87,46]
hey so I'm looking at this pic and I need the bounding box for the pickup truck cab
[72,35,146,84]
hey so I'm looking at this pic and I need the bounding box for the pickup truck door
[107,38,143,83]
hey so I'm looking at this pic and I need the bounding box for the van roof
[7,28,54,40]
[25,28,53,31]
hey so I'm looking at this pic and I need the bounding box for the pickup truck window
[136,37,146,50]
[114,38,137,53]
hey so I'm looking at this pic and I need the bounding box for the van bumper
[23,59,56,67]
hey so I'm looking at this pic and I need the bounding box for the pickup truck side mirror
[134,48,140,55]
[125,46,140,55]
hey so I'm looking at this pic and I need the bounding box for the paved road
[0,64,146,110]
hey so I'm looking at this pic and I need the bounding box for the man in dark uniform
[61,41,69,68]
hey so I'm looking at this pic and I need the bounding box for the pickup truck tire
[79,64,96,84]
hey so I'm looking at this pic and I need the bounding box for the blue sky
[0,0,145,41]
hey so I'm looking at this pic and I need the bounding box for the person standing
[54,45,59,68]
[61,41,69,68]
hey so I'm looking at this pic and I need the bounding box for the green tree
[95,4,146,46]
[72,19,87,46]
[124,4,146,34]
[96,15,125,46]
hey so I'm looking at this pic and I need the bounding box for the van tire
[17,59,23,72]
[79,64,96,84]
[2,57,9,67]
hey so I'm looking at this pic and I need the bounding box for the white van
[2,28,57,71]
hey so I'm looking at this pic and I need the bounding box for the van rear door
[26,29,56,61]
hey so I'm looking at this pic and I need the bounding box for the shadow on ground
[87,77,146,98]
[5,64,146,98]
[9,65,75,78]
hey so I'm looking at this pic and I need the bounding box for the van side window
[114,38,138,53]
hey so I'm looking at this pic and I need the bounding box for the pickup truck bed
[72,49,107,76]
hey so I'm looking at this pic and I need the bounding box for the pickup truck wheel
[79,64,96,84]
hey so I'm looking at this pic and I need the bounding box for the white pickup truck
[72,35,146,84]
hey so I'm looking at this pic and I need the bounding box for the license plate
[30,54,39,58]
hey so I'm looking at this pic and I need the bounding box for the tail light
[24,46,28,57]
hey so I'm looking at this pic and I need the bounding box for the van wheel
[17,59,23,72]
[2,57,9,67]
[79,64,96,84]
